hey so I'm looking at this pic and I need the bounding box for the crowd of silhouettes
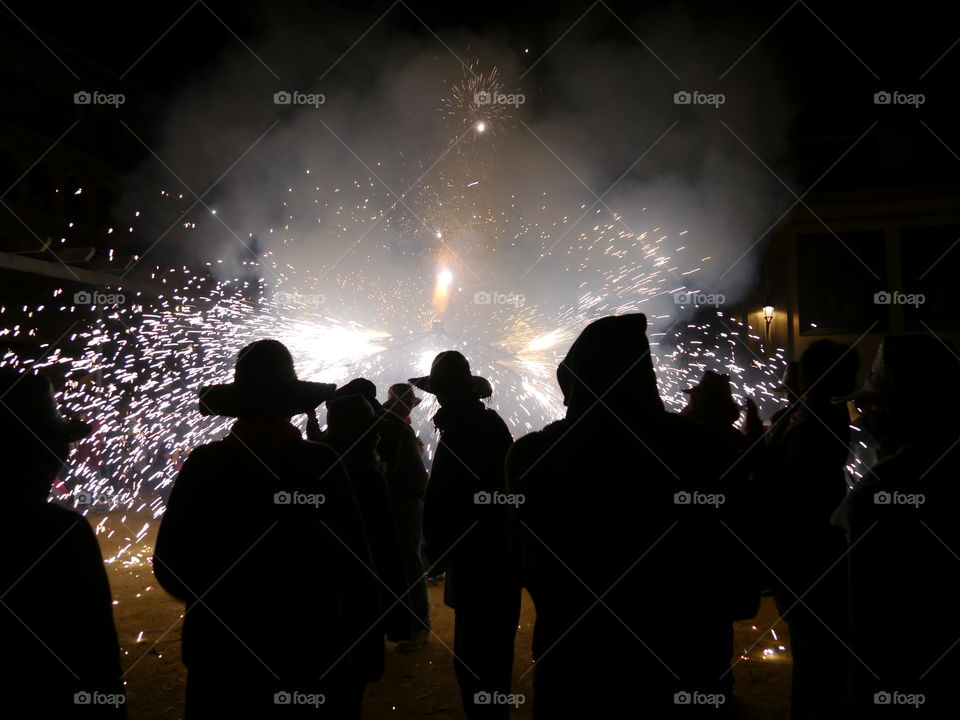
[2,313,958,718]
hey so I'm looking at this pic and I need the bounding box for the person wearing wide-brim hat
[197,338,336,418]
[0,370,126,718]
[155,340,382,718]
[408,350,493,401]
[417,350,520,719]
[681,370,741,428]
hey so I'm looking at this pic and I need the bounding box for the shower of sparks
[1,64,805,563]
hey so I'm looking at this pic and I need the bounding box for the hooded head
[557,314,664,420]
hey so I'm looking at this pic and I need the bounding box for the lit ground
[96,509,790,719]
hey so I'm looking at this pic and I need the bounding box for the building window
[797,230,888,334]
[900,225,959,331]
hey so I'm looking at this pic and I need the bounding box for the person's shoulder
[508,420,567,468]
[38,502,92,530]
[23,504,100,552]
[480,406,514,436]
[182,440,227,464]
[299,437,342,464]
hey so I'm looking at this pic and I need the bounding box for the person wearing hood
[417,351,520,720]
[506,314,752,717]
[0,370,127,718]
[836,335,960,718]
[154,340,380,719]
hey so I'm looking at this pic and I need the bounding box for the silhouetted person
[382,382,431,651]
[154,340,380,719]
[322,378,431,650]
[835,335,960,717]
[322,390,408,657]
[0,370,126,718]
[762,339,859,720]
[681,370,763,448]
[416,351,520,719]
[507,314,753,718]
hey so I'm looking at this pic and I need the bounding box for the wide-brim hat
[0,371,92,443]
[683,370,735,400]
[198,339,336,418]
[409,350,492,399]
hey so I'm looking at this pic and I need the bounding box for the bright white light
[475,121,486,133]
[437,268,453,287]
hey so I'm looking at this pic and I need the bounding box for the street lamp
[763,303,775,341]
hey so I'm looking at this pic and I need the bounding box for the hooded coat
[507,314,751,717]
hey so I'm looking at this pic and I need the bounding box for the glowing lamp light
[762,303,774,340]
[475,121,486,133]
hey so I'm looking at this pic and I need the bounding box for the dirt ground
[97,509,791,719]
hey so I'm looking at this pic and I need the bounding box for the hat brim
[408,375,493,399]
[199,380,337,418]
[832,389,887,405]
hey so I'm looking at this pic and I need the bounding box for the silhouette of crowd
[2,314,958,718]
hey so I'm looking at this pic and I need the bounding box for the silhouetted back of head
[324,394,378,455]
[800,339,859,402]
[558,314,663,420]
[409,350,492,406]
[332,377,380,409]
[0,370,91,503]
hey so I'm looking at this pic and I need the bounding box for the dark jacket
[1,503,127,718]
[375,411,428,504]
[761,401,851,594]
[154,421,381,704]
[838,424,960,717]
[422,401,516,608]
[505,314,751,715]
